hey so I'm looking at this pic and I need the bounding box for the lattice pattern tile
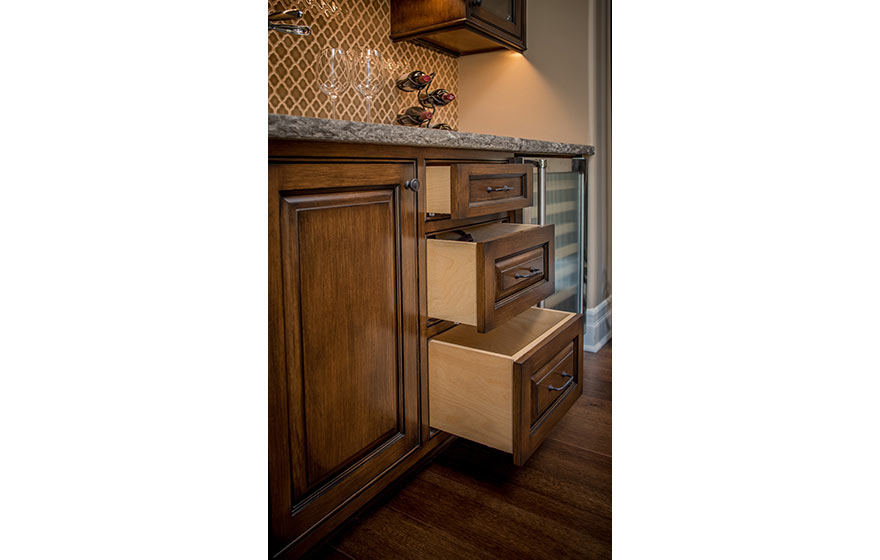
[268,0,459,128]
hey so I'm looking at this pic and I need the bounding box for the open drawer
[426,163,533,218]
[427,222,555,333]
[429,307,584,466]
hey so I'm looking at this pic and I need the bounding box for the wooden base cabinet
[269,161,424,557]
[268,139,590,558]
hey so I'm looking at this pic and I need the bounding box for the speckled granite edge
[269,114,595,156]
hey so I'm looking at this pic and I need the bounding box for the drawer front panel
[454,163,533,218]
[468,172,528,205]
[479,223,555,332]
[530,343,577,425]
[514,312,585,466]
[495,246,547,302]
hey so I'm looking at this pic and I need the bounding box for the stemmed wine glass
[385,58,404,88]
[351,48,386,123]
[304,0,340,18]
[319,47,350,120]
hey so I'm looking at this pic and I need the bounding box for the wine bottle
[423,89,455,106]
[396,106,433,126]
[396,70,433,92]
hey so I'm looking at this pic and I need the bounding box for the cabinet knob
[405,178,420,192]
[472,0,483,6]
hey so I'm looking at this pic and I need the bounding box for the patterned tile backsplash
[268,0,459,128]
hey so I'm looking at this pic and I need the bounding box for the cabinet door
[468,0,525,45]
[269,162,421,555]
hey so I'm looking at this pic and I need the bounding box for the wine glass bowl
[323,1,340,18]
[385,58,405,89]
[351,48,387,123]
[318,47,350,120]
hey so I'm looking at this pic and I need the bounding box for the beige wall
[458,0,591,145]
[590,0,612,308]
[458,0,611,310]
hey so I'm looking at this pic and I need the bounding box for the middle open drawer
[427,222,555,333]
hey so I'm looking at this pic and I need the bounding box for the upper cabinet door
[468,0,523,41]
[268,162,421,556]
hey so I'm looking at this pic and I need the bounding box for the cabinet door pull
[548,372,574,392]
[487,185,512,192]
[514,267,541,279]
[405,178,421,192]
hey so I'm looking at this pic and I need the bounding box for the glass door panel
[480,0,515,22]
[470,0,521,38]
[523,158,585,314]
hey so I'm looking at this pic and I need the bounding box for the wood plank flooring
[312,342,612,560]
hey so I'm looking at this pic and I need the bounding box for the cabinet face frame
[268,160,422,555]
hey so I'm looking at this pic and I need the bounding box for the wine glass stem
[331,94,338,120]
[365,97,372,123]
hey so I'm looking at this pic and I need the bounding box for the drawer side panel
[427,239,478,325]
[429,341,514,453]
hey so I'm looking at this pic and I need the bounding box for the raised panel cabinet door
[268,162,421,557]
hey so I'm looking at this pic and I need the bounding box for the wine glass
[385,58,404,91]
[319,47,350,120]
[351,48,386,123]
[318,1,340,18]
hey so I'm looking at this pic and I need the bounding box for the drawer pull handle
[548,372,574,392]
[487,185,513,192]
[514,267,541,279]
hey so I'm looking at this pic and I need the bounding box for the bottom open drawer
[428,307,585,465]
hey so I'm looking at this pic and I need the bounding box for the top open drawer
[426,163,533,219]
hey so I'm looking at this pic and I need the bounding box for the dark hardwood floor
[311,342,612,560]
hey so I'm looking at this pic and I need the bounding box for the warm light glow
[458,42,589,145]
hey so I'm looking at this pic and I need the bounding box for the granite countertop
[269,114,595,157]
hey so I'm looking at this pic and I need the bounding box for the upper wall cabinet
[390,0,526,57]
